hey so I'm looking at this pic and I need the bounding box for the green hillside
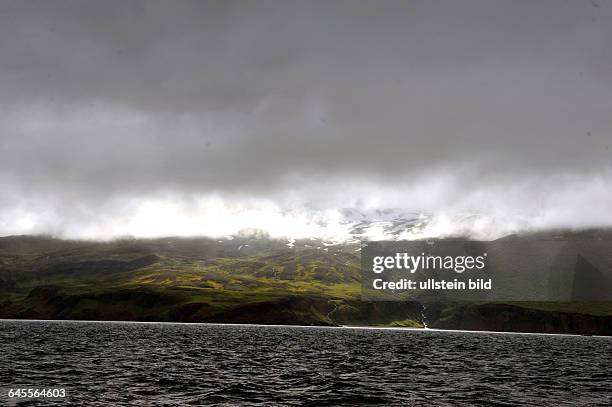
[1,235,611,334]
[0,236,424,326]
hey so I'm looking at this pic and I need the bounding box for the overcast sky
[1,0,611,239]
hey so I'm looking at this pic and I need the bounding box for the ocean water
[0,321,611,406]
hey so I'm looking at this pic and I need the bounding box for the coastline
[2,318,610,338]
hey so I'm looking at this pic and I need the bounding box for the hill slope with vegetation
[1,235,611,335]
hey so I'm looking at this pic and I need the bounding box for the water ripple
[1,321,611,406]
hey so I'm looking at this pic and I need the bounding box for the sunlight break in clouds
[2,169,612,241]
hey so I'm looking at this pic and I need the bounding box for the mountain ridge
[1,233,612,334]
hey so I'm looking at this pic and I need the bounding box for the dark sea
[0,321,611,406]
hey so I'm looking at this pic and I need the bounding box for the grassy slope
[0,236,422,326]
[1,235,611,333]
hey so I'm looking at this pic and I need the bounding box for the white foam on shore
[2,319,609,338]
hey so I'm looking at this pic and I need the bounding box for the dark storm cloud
[1,0,612,237]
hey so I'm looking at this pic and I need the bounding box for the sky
[1,0,611,240]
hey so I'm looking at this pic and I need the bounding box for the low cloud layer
[1,1,611,240]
